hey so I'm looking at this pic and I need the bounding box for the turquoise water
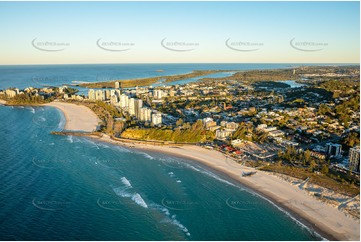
[0,105,322,240]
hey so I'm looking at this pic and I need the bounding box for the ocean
[0,64,323,240]
[0,63,325,90]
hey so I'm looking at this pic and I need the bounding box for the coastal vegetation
[121,120,215,143]
[78,70,229,88]
[200,68,296,83]
[1,93,51,105]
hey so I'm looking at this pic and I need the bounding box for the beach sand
[44,101,99,132]
[45,102,360,241]
[98,135,360,241]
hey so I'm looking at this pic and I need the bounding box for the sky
[0,1,359,65]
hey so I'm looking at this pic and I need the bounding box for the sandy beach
[44,101,99,132]
[98,135,360,241]
[44,102,359,241]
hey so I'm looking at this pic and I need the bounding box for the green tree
[176,118,184,127]
[303,150,311,165]
[321,165,329,174]
[309,160,317,172]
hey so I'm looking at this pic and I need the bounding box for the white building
[152,112,162,125]
[216,130,233,140]
[110,94,119,105]
[5,89,17,98]
[153,89,163,99]
[95,90,105,101]
[129,98,135,116]
[119,94,129,108]
[139,107,151,122]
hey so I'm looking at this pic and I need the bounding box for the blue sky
[0,1,359,64]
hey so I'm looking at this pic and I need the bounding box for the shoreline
[43,101,99,132]
[45,103,359,241]
[93,135,359,241]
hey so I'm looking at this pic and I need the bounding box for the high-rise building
[115,89,121,97]
[110,94,118,105]
[139,107,152,122]
[115,82,120,89]
[95,90,105,101]
[153,89,163,99]
[152,112,162,125]
[88,89,96,100]
[325,143,342,157]
[128,98,135,116]
[119,94,129,108]
[134,99,143,119]
[105,90,111,100]
[349,146,360,172]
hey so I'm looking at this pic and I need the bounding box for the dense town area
[1,66,360,199]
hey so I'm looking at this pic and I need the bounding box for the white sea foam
[151,203,190,237]
[97,142,109,149]
[49,143,55,146]
[58,114,66,130]
[131,193,148,208]
[121,177,132,188]
[113,178,147,209]
[113,187,132,198]
[114,146,131,153]
[170,215,191,236]
[82,139,99,149]
[159,157,183,168]
[66,135,73,143]
[186,163,237,188]
[28,107,35,113]
[140,152,155,160]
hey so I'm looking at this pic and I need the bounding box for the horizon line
[0,62,359,67]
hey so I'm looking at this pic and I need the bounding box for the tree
[342,131,360,149]
[176,118,184,127]
[309,160,317,171]
[303,150,311,165]
[321,164,329,174]
[317,104,331,115]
